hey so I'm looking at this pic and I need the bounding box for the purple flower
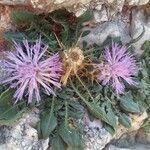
[3,38,62,103]
[97,43,137,94]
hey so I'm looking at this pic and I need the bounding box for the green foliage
[1,9,150,150]
[104,124,115,136]
[51,135,67,150]
[77,11,93,23]
[87,101,117,128]
[59,122,84,149]
[82,30,91,37]
[37,111,57,139]
[37,97,57,139]
[3,32,26,46]
[120,92,140,113]
[11,11,36,24]
[142,119,150,133]
[0,88,28,125]
[118,113,131,128]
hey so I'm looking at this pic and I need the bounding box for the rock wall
[0,0,149,150]
[0,1,149,13]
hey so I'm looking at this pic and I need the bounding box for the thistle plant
[1,10,149,150]
[97,43,137,94]
[61,46,85,85]
[3,38,62,103]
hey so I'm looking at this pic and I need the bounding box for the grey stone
[0,109,49,150]
[131,7,150,51]
[106,144,150,150]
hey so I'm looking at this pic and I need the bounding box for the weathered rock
[82,111,148,150]
[80,17,131,46]
[94,7,108,23]
[106,144,150,150]
[126,0,149,5]
[0,59,10,83]
[0,109,49,150]
[131,7,150,51]
[0,0,149,15]
[82,113,112,150]
[136,123,150,144]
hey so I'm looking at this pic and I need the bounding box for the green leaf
[39,111,57,139]
[81,30,90,37]
[11,11,35,24]
[0,88,14,106]
[77,11,93,23]
[0,102,27,125]
[59,122,84,149]
[3,32,26,44]
[36,121,42,139]
[118,113,131,128]
[70,80,117,128]
[104,123,115,136]
[68,101,84,119]
[51,135,67,150]
[88,101,117,128]
[62,24,69,44]
[120,92,140,113]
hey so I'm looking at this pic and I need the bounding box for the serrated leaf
[88,101,117,128]
[118,113,131,128]
[59,122,84,149]
[39,111,57,139]
[51,135,67,150]
[11,11,35,24]
[120,92,140,113]
[3,32,26,43]
[0,88,14,106]
[69,101,84,119]
[70,81,117,128]
[82,30,90,37]
[104,123,115,136]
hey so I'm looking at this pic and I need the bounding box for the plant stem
[70,78,90,107]
[75,73,95,102]
[50,96,55,114]
[65,100,68,125]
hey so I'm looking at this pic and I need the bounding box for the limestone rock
[106,144,150,150]
[82,113,112,150]
[126,0,150,5]
[0,59,10,83]
[83,111,148,150]
[80,18,131,46]
[136,126,150,144]
[0,109,49,150]
[131,7,150,51]
[94,7,108,23]
[115,111,148,139]
[0,0,149,15]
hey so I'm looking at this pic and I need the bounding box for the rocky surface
[83,111,148,150]
[106,144,150,150]
[0,0,149,14]
[0,0,150,150]
[0,54,149,149]
[81,5,150,51]
[0,58,10,83]
[0,109,49,150]
[0,107,148,150]
[131,7,150,51]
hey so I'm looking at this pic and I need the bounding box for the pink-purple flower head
[97,42,137,94]
[3,38,62,103]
